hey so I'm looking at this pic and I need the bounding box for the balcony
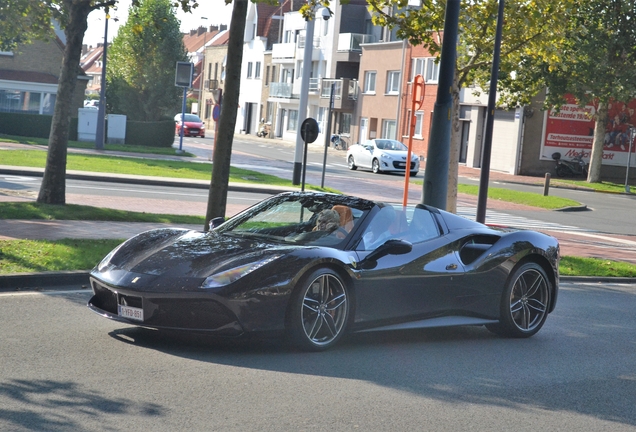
[269,82,296,99]
[319,78,358,111]
[337,33,375,52]
[309,78,320,93]
[272,42,296,62]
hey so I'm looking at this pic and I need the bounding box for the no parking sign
[212,104,221,121]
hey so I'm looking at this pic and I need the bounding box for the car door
[357,140,375,169]
[351,206,466,325]
[353,236,465,325]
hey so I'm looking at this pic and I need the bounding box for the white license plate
[118,304,144,321]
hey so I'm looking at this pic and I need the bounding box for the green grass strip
[457,184,581,209]
[0,239,123,273]
[0,133,194,157]
[2,237,636,276]
[559,256,636,277]
[0,149,336,192]
[551,179,634,194]
[0,202,205,224]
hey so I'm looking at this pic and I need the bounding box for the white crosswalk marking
[456,206,591,232]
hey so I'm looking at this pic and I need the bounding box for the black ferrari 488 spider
[88,192,559,351]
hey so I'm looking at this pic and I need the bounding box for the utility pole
[421,0,459,209]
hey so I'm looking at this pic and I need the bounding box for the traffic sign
[300,118,319,143]
[212,104,221,121]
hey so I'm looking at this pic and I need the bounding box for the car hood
[108,229,292,278]
[183,121,203,127]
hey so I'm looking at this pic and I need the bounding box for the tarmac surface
[1,136,636,287]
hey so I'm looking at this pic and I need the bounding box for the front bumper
[88,277,244,335]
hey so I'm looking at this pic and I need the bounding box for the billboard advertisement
[540,95,636,167]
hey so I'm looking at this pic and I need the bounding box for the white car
[346,139,420,175]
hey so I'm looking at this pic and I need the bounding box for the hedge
[0,112,173,147]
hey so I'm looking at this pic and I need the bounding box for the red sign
[541,95,636,166]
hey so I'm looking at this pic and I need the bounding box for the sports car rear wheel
[488,262,550,338]
[288,269,350,351]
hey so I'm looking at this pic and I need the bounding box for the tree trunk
[587,101,607,183]
[446,75,461,213]
[37,1,91,204]
[204,0,248,230]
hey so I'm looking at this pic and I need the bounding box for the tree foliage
[533,0,636,182]
[0,0,54,51]
[363,0,572,211]
[106,0,187,121]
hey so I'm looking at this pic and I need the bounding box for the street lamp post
[292,8,330,185]
[95,7,110,150]
[198,17,208,118]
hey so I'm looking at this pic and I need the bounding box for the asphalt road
[1,281,635,431]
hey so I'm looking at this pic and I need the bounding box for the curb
[555,205,588,212]
[0,271,90,292]
[0,166,298,195]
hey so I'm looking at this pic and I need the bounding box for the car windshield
[179,114,202,122]
[215,194,373,248]
[375,139,407,151]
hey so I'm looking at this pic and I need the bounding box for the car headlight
[201,255,283,288]
[380,153,391,160]
[97,242,125,272]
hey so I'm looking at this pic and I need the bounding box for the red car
[175,113,205,138]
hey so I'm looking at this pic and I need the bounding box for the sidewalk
[2,137,636,272]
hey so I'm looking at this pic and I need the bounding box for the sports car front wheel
[288,269,350,351]
[487,262,550,338]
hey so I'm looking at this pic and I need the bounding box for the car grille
[392,161,416,169]
[90,279,239,333]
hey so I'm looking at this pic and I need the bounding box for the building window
[411,58,425,81]
[382,119,397,139]
[363,71,376,93]
[386,71,400,94]
[296,60,303,79]
[0,89,55,115]
[247,62,253,78]
[255,61,261,79]
[425,58,439,83]
[214,62,218,80]
[288,109,298,131]
[271,65,277,83]
[341,113,352,135]
[414,111,423,137]
[265,66,270,85]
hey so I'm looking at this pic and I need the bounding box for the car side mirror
[209,217,225,230]
[358,239,412,269]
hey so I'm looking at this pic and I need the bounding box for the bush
[125,119,175,147]
[0,112,79,141]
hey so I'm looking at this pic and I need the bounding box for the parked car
[347,138,420,176]
[83,100,99,109]
[88,191,559,351]
[175,113,205,138]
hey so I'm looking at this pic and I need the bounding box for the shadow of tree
[0,379,163,431]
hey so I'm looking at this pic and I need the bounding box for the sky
[83,0,233,47]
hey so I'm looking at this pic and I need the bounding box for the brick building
[0,25,87,116]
